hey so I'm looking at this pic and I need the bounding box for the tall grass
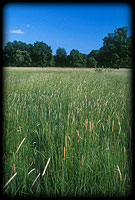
[3,68,132,197]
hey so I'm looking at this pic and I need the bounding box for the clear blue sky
[3,3,132,55]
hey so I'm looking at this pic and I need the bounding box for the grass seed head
[32,173,40,187]
[16,138,25,154]
[85,119,88,131]
[117,165,122,181]
[63,147,66,161]
[3,173,17,190]
[112,119,114,132]
[42,158,50,176]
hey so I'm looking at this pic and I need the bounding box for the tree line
[3,26,133,68]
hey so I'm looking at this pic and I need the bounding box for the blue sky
[3,3,132,55]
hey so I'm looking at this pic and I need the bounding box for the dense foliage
[3,27,133,68]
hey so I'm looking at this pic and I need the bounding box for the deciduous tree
[68,49,84,68]
[55,48,67,67]
[87,56,97,68]
[31,41,53,67]
[14,50,32,67]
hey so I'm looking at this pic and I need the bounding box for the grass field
[3,67,132,197]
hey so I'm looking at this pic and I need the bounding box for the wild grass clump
[3,68,132,197]
[95,66,104,72]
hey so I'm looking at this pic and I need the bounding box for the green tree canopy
[87,50,103,67]
[14,50,32,67]
[31,41,53,67]
[100,26,131,68]
[55,48,67,67]
[3,26,132,68]
[3,41,29,66]
[68,49,84,68]
[87,56,97,68]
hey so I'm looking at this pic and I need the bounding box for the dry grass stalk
[117,165,122,181]
[65,135,67,147]
[28,168,35,175]
[63,147,66,160]
[117,112,120,126]
[68,135,71,143]
[112,119,114,132]
[119,126,121,135]
[85,119,88,131]
[101,123,104,131]
[90,121,91,132]
[3,172,17,190]
[97,120,101,125]
[76,130,82,142]
[42,158,50,176]
[16,138,25,154]
[32,173,40,187]
[77,130,80,142]
[92,121,94,131]
[102,107,105,116]
[86,163,93,172]
[60,103,62,110]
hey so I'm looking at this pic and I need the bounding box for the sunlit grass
[3,68,132,197]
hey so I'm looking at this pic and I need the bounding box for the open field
[3,67,131,72]
[3,68,132,197]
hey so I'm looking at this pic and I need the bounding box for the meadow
[3,67,132,197]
